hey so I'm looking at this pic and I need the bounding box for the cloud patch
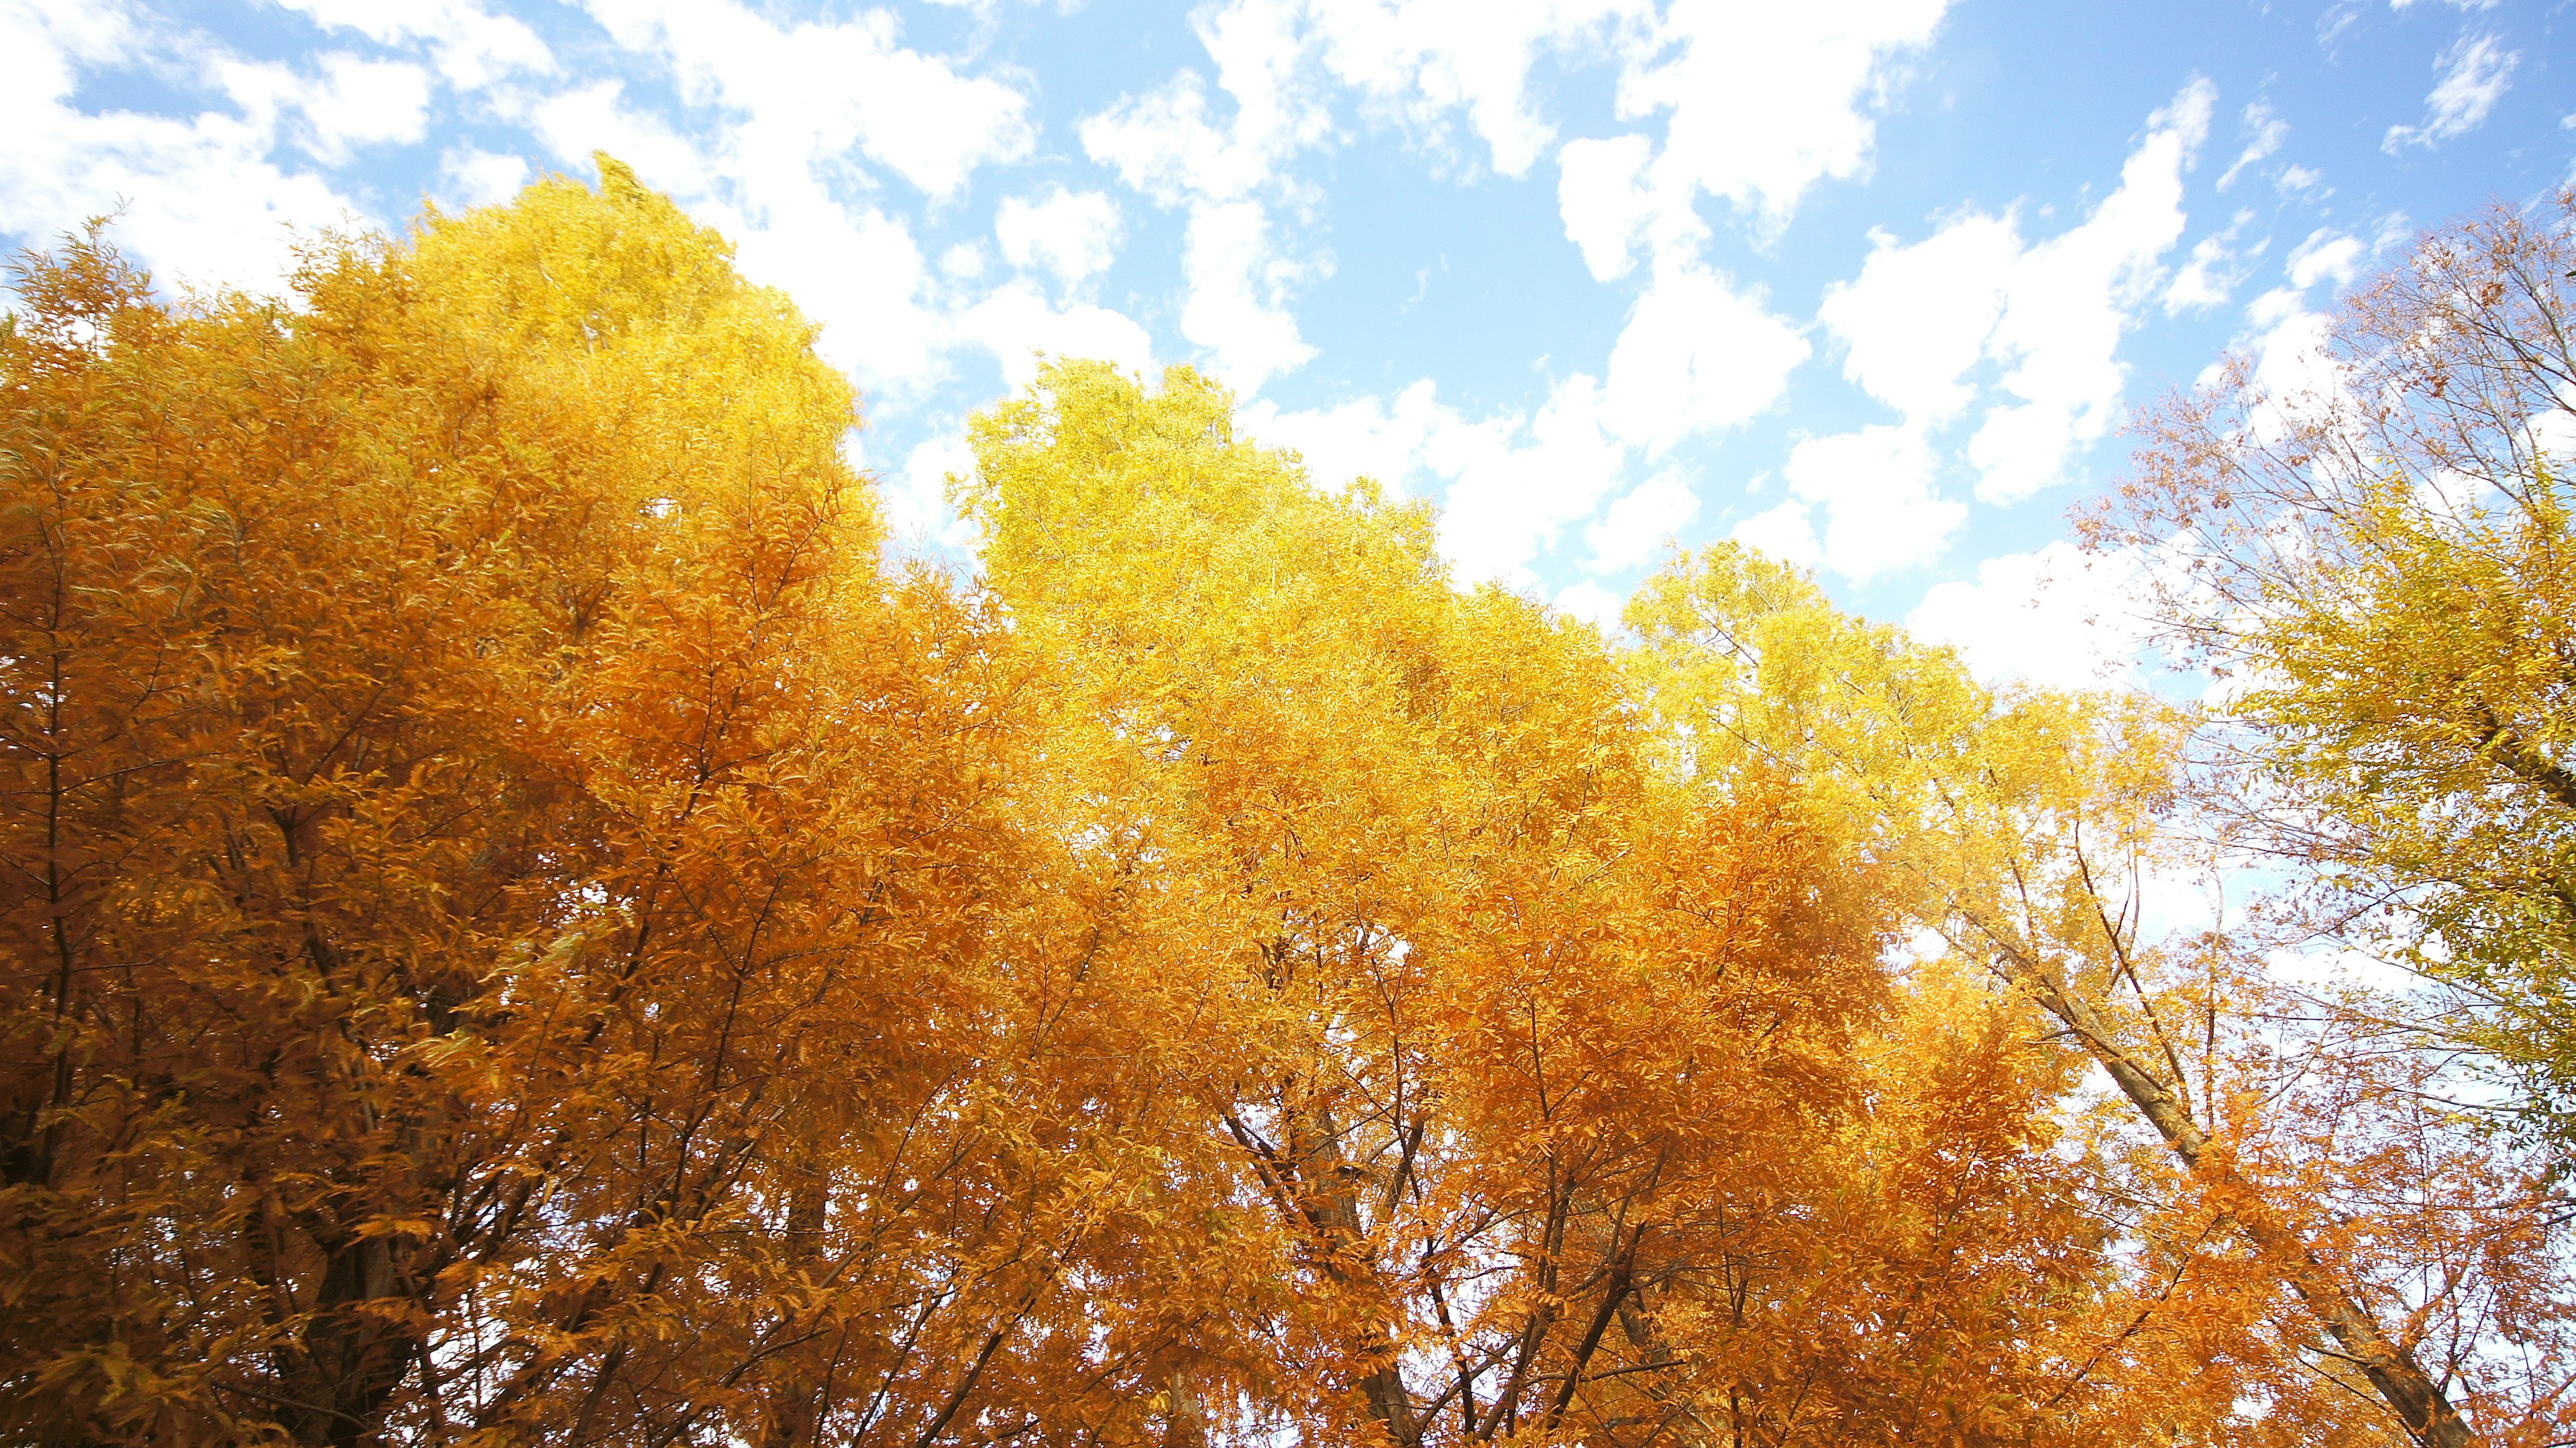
[1815,81,2212,508]
[2384,33,2516,152]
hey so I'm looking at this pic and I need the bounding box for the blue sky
[7,0,2571,685]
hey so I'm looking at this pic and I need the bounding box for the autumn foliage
[4,162,2573,1447]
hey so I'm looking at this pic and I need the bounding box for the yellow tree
[0,164,1221,1447]
[1627,541,2576,1445]
[957,362,2190,1447]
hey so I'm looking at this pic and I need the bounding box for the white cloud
[2383,33,2517,152]
[1812,81,2210,505]
[1585,469,1699,572]
[2239,291,2339,443]
[1246,282,1788,584]
[1094,0,1650,191]
[2287,227,2363,289]
[1780,423,1963,579]
[435,144,530,208]
[1731,499,1821,569]
[272,0,553,89]
[995,186,1124,293]
[1080,7,1332,397]
[1085,0,1939,422]
[885,430,981,552]
[526,3,1036,399]
[1081,70,1274,207]
[1244,377,1450,495]
[1601,259,1810,452]
[2214,229,2367,444]
[0,1,363,293]
[1250,371,1633,585]
[2164,218,2259,315]
[1819,213,2018,422]
[1968,78,2210,503]
[1552,578,1629,631]
[1301,0,1649,178]
[246,53,432,165]
[955,282,1157,393]
[1543,0,1952,298]
[582,0,1034,197]
[1181,199,1320,393]
[1434,374,1632,583]
[530,81,712,194]
[729,201,945,393]
[1619,0,1952,229]
[2216,100,2286,190]
[1907,541,2148,690]
[1558,133,1654,281]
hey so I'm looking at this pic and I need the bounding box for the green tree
[2090,190,2576,1143]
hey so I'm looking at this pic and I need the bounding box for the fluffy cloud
[435,143,531,207]
[883,430,981,552]
[1091,0,1935,405]
[581,0,1034,197]
[1586,469,1699,572]
[1243,249,1799,584]
[2286,227,2362,289]
[1817,213,2017,422]
[272,0,552,89]
[1082,70,1279,206]
[2212,226,2367,446]
[2163,216,2259,315]
[1817,81,2210,507]
[1552,578,1629,631]
[0,1,365,293]
[1730,499,1821,570]
[1244,378,1450,495]
[1245,372,1633,585]
[1558,134,1654,280]
[955,283,1157,393]
[530,81,711,193]
[1780,423,1964,580]
[995,186,1124,293]
[1970,79,2210,503]
[2384,33,2517,152]
[1554,0,1951,287]
[1907,541,2148,689]
[1081,4,1332,395]
[1619,0,1951,227]
[1180,200,1320,393]
[1098,0,1653,187]
[526,1,1057,399]
[1420,376,1631,584]
[729,201,946,392]
[2216,100,2286,191]
[1300,0,1648,177]
[218,52,433,166]
[1601,260,1810,452]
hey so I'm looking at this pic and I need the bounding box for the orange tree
[0,164,1235,1447]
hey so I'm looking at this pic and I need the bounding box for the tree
[1625,542,2576,1446]
[0,162,1221,1447]
[12,156,2570,1448]
[2089,189,2576,1144]
[959,363,2216,1447]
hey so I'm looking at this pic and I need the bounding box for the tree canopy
[5,162,2575,1448]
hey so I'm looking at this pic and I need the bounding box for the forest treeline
[6,157,2576,1447]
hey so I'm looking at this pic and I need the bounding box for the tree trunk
[1283,1093,1417,1447]
[1973,924,2476,1448]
